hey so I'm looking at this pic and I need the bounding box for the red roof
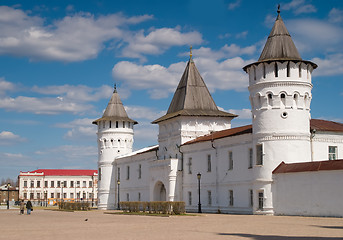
[182,119,343,146]
[21,169,98,176]
[273,160,343,174]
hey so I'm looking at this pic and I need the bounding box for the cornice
[248,81,312,92]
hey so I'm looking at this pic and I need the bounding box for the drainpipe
[310,129,316,162]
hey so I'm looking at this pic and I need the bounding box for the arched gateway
[153,181,166,201]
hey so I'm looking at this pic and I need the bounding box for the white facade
[96,10,343,216]
[19,170,98,206]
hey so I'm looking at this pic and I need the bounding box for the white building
[93,9,343,217]
[18,169,98,206]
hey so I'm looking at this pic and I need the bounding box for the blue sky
[0,0,342,180]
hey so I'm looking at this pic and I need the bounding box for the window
[24,193,27,199]
[138,164,142,179]
[51,181,54,188]
[102,121,105,128]
[70,193,74,199]
[64,181,67,188]
[89,181,93,187]
[76,181,80,188]
[57,181,61,188]
[51,193,54,198]
[83,192,86,199]
[253,65,256,80]
[77,192,80,199]
[31,181,34,188]
[208,191,212,206]
[127,166,130,180]
[256,144,263,165]
[188,192,192,206]
[250,189,253,207]
[280,93,286,106]
[99,168,101,181]
[299,63,302,78]
[57,193,60,199]
[109,121,112,128]
[188,158,192,174]
[229,190,234,206]
[83,181,86,188]
[286,61,290,77]
[263,63,266,78]
[329,146,338,160]
[248,148,253,169]
[70,181,74,188]
[44,181,48,188]
[258,191,264,210]
[116,121,119,128]
[126,193,130,201]
[37,181,41,188]
[207,154,211,172]
[228,151,233,170]
[63,193,67,199]
[274,62,278,77]
[24,181,27,187]
[138,192,141,202]
[37,193,40,199]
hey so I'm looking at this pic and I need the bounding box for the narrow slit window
[287,61,290,77]
[274,62,278,77]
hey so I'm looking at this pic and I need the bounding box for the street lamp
[197,173,202,213]
[117,179,120,210]
[7,183,10,210]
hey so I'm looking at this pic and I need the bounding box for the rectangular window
[37,193,40,199]
[44,181,48,188]
[57,181,61,188]
[229,190,234,206]
[258,191,264,210]
[70,181,74,188]
[249,148,253,168]
[24,181,27,187]
[329,146,338,160]
[116,121,118,128]
[63,193,67,199]
[63,181,67,188]
[249,189,253,207]
[188,191,192,206]
[83,181,86,188]
[89,181,92,187]
[228,151,233,170]
[207,154,211,172]
[208,191,212,206]
[70,193,74,199]
[77,192,80,199]
[99,168,102,181]
[123,121,125,128]
[37,181,41,188]
[138,192,141,202]
[76,181,80,188]
[57,193,60,199]
[127,166,130,180]
[83,192,86,199]
[138,164,142,179]
[24,193,27,199]
[256,144,263,165]
[126,193,130,201]
[51,181,54,187]
[31,181,34,188]
[51,193,54,198]
[109,121,112,128]
[188,158,192,174]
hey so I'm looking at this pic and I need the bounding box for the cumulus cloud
[328,8,343,23]
[55,118,97,140]
[311,54,343,76]
[0,131,26,145]
[282,0,317,15]
[125,106,166,121]
[228,0,241,10]
[0,78,16,95]
[0,6,153,62]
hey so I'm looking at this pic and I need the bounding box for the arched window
[267,93,273,107]
[280,93,286,106]
[293,93,299,108]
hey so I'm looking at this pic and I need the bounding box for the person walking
[20,200,25,215]
[26,200,32,215]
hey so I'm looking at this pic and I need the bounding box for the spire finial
[114,83,117,93]
[277,4,281,17]
[190,45,193,60]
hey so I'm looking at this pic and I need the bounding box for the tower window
[263,63,266,78]
[248,148,253,169]
[253,66,256,80]
[207,154,211,172]
[116,121,118,128]
[109,121,112,128]
[256,144,263,165]
[281,93,286,106]
[123,121,125,128]
[287,61,290,77]
[299,63,302,78]
[228,151,233,170]
[274,62,278,77]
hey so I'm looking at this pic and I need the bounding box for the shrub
[57,202,90,211]
[119,201,185,215]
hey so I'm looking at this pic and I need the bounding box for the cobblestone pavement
[0,209,342,240]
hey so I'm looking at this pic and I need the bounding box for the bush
[119,201,185,215]
[57,202,91,211]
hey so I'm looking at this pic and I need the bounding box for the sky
[0,0,342,181]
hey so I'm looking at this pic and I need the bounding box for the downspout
[310,129,316,162]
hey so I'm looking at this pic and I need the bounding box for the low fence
[119,201,185,215]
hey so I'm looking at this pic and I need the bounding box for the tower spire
[190,45,193,61]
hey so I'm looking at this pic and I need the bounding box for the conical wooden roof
[152,59,236,124]
[92,86,137,125]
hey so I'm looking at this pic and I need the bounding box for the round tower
[243,7,317,214]
[92,85,137,209]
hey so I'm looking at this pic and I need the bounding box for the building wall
[273,170,343,217]
[312,132,343,161]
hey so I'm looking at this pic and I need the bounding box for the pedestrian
[20,200,25,215]
[26,200,32,215]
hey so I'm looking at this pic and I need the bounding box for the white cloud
[228,0,241,10]
[311,54,343,76]
[55,118,97,140]
[121,27,203,61]
[228,108,251,119]
[329,8,343,23]
[0,6,153,62]
[125,106,166,121]
[0,78,15,95]
[282,0,317,15]
[0,131,26,145]
[235,31,248,39]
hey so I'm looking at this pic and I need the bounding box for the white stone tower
[152,52,237,160]
[93,85,137,209]
[243,7,317,214]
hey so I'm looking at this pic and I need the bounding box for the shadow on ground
[217,233,342,240]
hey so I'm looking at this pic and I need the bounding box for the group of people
[19,200,33,215]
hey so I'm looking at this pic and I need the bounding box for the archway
[153,181,166,201]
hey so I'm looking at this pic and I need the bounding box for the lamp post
[197,173,202,213]
[7,183,10,209]
[117,179,120,210]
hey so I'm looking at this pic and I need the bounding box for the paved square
[0,209,342,240]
